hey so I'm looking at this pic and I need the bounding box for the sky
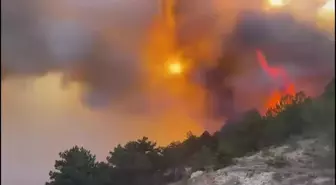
[1,73,207,185]
[0,1,197,183]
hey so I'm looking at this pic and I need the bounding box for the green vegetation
[46,78,335,185]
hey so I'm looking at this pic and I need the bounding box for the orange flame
[256,49,295,111]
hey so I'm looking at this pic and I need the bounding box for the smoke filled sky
[1,73,205,185]
[1,1,205,184]
[1,0,335,185]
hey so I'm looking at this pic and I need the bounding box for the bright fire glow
[268,0,285,7]
[168,62,182,75]
[256,50,295,111]
[166,57,183,75]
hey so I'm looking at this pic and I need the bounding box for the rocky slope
[175,136,335,185]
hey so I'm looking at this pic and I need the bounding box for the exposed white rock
[185,137,334,185]
[190,171,204,179]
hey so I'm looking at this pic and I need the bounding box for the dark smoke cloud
[1,0,159,108]
[1,0,334,110]
[173,2,334,114]
[172,0,334,76]
[233,11,334,69]
[223,10,334,112]
[228,11,335,91]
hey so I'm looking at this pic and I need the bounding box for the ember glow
[166,57,183,75]
[256,49,296,112]
[268,0,286,7]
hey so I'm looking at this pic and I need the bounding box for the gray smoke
[2,0,334,110]
[228,11,335,94]
[232,11,334,69]
[216,10,334,113]
[1,0,159,106]
[174,3,334,115]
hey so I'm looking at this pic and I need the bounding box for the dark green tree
[106,137,163,185]
[107,137,162,171]
[322,78,335,99]
[162,141,185,168]
[302,78,335,142]
[46,146,98,185]
[188,146,217,171]
[260,92,311,146]
[218,109,264,157]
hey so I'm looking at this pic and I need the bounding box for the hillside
[44,78,334,185]
[182,135,334,185]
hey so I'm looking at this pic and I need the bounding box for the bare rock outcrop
[184,136,334,185]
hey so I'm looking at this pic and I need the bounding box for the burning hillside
[256,50,296,112]
[145,0,334,122]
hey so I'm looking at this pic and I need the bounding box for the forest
[45,78,335,185]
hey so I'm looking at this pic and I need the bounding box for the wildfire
[256,49,295,111]
[166,57,183,75]
[268,0,286,7]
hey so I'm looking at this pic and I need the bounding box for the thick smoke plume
[2,0,159,108]
[227,10,335,97]
[172,0,334,116]
[1,0,335,123]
